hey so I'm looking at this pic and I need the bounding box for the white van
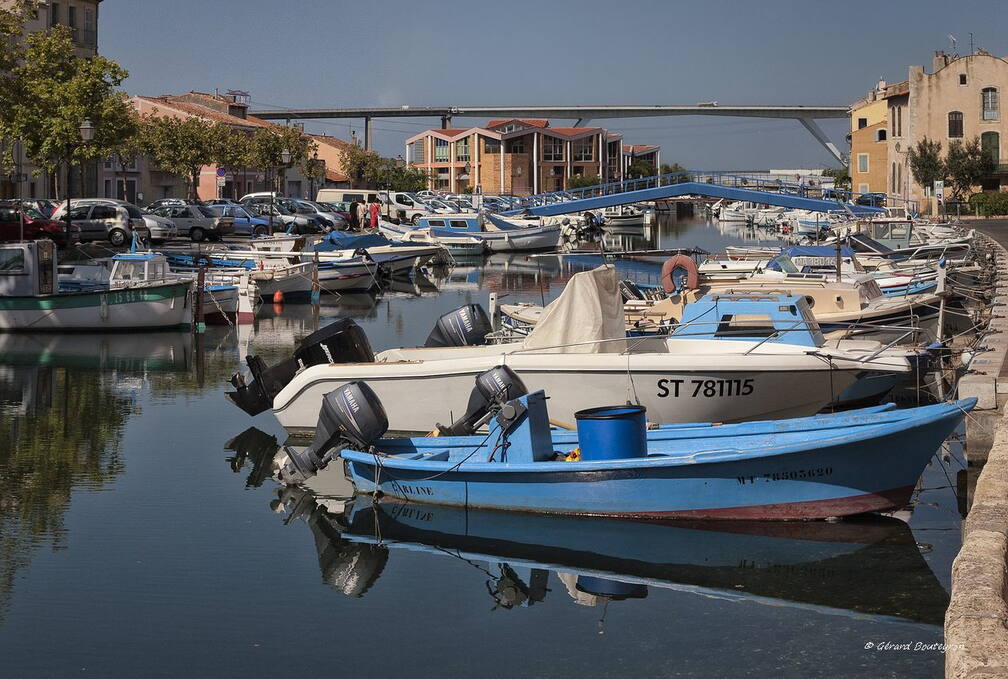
[316,189,428,224]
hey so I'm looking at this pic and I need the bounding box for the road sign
[216,176,227,187]
[934,180,944,204]
[216,167,226,178]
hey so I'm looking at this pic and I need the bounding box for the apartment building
[405,119,659,195]
[0,0,103,200]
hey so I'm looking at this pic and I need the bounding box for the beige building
[405,119,659,195]
[851,50,1008,210]
[1,0,103,200]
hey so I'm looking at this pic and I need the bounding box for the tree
[7,23,133,198]
[139,115,227,199]
[246,126,315,195]
[907,138,945,191]
[659,162,692,183]
[821,166,851,189]
[567,174,602,189]
[946,137,995,201]
[626,160,657,179]
[338,144,428,191]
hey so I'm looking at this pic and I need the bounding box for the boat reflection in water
[266,483,949,626]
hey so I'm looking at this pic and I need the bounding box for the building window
[859,184,869,194]
[68,4,76,27]
[857,153,869,173]
[410,141,424,164]
[83,8,96,46]
[948,111,964,138]
[434,139,449,162]
[896,106,902,137]
[435,168,450,190]
[982,88,999,121]
[50,2,59,25]
[455,137,469,162]
[484,139,500,154]
[857,117,868,129]
[981,131,1000,166]
[543,137,564,162]
[960,74,968,85]
[891,163,896,193]
[876,129,887,142]
[506,138,525,154]
[572,138,594,162]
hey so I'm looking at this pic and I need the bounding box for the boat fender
[661,255,699,293]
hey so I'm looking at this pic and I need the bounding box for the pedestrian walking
[356,201,368,230]
[369,198,380,229]
[348,200,359,230]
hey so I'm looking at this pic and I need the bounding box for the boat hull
[343,401,966,520]
[0,281,191,331]
[274,355,864,434]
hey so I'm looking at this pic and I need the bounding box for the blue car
[207,205,273,237]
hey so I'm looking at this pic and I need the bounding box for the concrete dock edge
[946,228,1008,679]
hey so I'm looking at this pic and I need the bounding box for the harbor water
[0,216,966,678]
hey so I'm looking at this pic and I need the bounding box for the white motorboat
[0,241,192,331]
[229,267,910,434]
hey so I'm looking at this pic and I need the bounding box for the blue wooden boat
[336,390,971,521]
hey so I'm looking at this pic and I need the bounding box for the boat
[600,204,648,228]
[376,221,488,257]
[228,266,911,434]
[274,365,971,520]
[270,488,949,625]
[0,240,191,331]
[429,214,561,252]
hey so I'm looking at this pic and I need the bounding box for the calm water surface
[0,217,966,678]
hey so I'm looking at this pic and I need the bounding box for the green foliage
[626,160,657,179]
[245,126,317,194]
[907,138,945,189]
[6,23,133,196]
[139,115,227,199]
[821,166,850,189]
[946,137,995,201]
[567,174,602,189]
[659,163,692,182]
[969,192,1008,216]
[338,145,429,191]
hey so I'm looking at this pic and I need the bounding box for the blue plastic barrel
[574,405,647,461]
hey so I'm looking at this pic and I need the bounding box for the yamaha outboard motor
[424,304,493,348]
[227,318,375,416]
[437,365,528,437]
[276,380,388,485]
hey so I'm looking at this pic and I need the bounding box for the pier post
[195,266,206,334]
[311,252,320,304]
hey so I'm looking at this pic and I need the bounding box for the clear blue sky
[100,0,1008,170]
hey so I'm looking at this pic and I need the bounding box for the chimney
[932,50,950,72]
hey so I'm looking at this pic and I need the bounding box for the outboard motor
[227,318,374,416]
[437,365,528,437]
[424,304,493,347]
[276,380,388,485]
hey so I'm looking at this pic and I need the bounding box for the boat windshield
[769,254,800,274]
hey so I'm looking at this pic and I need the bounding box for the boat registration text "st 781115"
[656,378,755,398]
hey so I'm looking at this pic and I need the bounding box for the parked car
[204,198,241,206]
[288,199,347,230]
[139,208,179,242]
[0,201,80,247]
[145,197,205,211]
[242,199,319,231]
[51,199,151,246]
[206,205,272,237]
[149,204,235,242]
[22,198,60,218]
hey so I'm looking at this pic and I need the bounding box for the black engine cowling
[424,304,493,347]
[277,380,389,485]
[227,318,375,416]
[437,365,528,437]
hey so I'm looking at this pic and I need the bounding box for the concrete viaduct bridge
[249,105,850,164]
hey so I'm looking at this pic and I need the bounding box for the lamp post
[271,147,291,230]
[64,118,95,242]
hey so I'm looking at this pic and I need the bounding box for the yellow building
[852,50,1008,210]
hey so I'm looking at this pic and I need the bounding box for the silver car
[140,209,179,242]
[51,199,151,247]
[150,204,235,242]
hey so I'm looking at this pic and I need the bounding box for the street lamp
[64,118,95,242]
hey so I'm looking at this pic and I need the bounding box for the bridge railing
[506,170,919,215]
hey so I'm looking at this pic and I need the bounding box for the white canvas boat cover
[522,265,625,353]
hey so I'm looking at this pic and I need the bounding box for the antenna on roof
[948,34,957,52]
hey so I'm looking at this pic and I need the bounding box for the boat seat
[402,450,451,462]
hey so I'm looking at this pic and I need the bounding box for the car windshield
[196,206,218,218]
[22,206,46,220]
[205,206,224,216]
[123,204,144,218]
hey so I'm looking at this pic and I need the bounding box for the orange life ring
[661,255,700,293]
